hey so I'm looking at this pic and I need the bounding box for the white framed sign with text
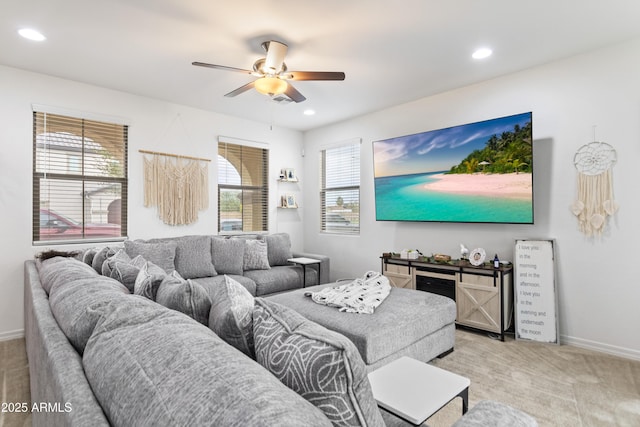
[514,239,559,344]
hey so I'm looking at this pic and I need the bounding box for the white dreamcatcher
[571,140,618,236]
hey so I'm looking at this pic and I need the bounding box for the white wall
[302,38,640,360]
[0,65,305,339]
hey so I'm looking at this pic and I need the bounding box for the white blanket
[304,271,391,314]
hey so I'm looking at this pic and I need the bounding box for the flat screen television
[373,112,533,224]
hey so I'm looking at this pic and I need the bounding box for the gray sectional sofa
[24,232,536,426]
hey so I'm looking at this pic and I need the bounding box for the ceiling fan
[192,40,345,103]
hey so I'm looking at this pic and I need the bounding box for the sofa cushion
[260,233,293,266]
[156,271,211,325]
[38,256,100,295]
[244,265,309,296]
[109,255,147,292]
[253,298,385,427]
[134,261,167,300]
[211,237,244,275]
[208,275,255,358]
[82,297,332,427]
[173,235,217,279]
[243,239,270,271]
[91,246,116,274]
[46,259,130,354]
[124,240,177,273]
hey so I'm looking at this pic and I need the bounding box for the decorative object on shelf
[433,254,451,262]
[460,244,469,261]
[571,137,618,237]
[283,194,297,208]
[493,254,500,269]
[469,248,486,266]
[140,150,210,225]
[278,168,298,182]
[400,249,420,260]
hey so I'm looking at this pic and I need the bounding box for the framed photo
[285,168,296,181]
[469,248,486,266]
[285,194,297,208]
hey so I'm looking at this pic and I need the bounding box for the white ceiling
[3,0,640,131]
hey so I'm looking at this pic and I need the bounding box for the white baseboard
[0,329,24,342]
[561,334,640,361]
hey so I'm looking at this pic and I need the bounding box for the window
[218,139,269,233]
[320,140,361,234]
[33,111,128,243]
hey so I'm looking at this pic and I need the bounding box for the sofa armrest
[291,251,330,285]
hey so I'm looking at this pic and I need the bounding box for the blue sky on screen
[373,112,531,177]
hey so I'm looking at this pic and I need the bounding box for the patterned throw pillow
[156,271,212,325]
[208,275,255,358]
[243,239,270,271]
[253,298,385,427]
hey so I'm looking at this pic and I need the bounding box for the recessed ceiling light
[303,109,315,116]
[472,47,492,60]
[18,28,46,42]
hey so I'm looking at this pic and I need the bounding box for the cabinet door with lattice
[383,263,414,290]
[456,273,500,333]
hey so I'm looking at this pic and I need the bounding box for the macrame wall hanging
[140,149,210,226]
[571,138,618,237]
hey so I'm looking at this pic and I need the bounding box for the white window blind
[218,141,269,233]
[320,141,361,234]
[33,111,128,244]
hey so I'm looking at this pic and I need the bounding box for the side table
[287,257,321,287]
[368,356,470,425]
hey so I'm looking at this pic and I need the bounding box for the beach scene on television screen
[373,112,533,223]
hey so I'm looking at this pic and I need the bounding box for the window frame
[32,110,128,245]
[217,137,269,234]
[320,139,361,235]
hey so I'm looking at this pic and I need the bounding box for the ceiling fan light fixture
[254,77,288,96]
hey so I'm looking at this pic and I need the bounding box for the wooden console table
[381,255,514,341]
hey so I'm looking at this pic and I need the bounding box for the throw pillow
[101,249,131,277]
[243,239,270,271]
[91,246,116,274]
[173,235,217,279]
[211,237,244,275]
[208,275,255,358]
[259,233,293,267]
[253,298,385,427]
[110,255,147,292]
[156,271,212,325]
[124,240,177,273]
[82,248,98,266]
[133,261,167,300]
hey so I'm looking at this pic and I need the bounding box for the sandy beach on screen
[424,172,532,199]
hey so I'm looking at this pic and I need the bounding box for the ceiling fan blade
[284,83,306,103]
[285,71,345,81]
[263,41,288,74]
[192,61,252,74]
[224,81,255,97]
